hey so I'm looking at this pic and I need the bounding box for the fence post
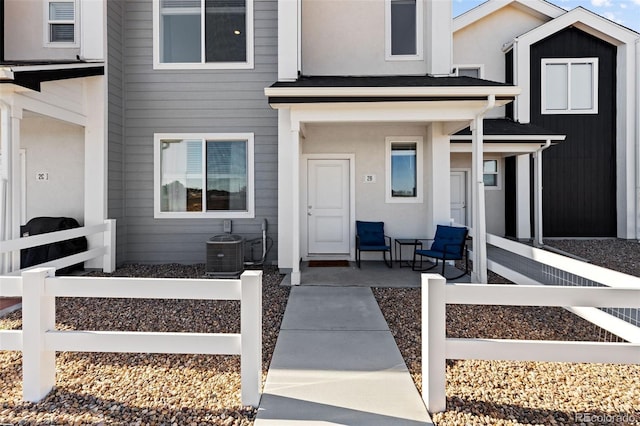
[22,267,56,402]
[103,219,116,273]
[422,273,447,413]
[240,270,262,407]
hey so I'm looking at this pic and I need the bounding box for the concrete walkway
[255,286,434,425]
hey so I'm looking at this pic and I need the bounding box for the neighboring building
[1,0,639,283]
[0,0,106,273]
[453,0,639,239]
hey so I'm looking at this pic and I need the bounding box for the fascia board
[449,142,558,153]
[453,0,565,33]
[450,135,566,141]
[8,63,105,73]
[516,8,639,46]
[264,86,521,98]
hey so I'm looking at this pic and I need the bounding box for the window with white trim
[386,137,423,203]
[385,0,423,60]
[154,0,254,69]
[46,0,77,45]
[541,58,598,114]
[154,133,254,218]
[483,159,500,189]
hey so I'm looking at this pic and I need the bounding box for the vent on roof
[206,234,244,277]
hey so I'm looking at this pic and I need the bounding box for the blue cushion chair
[355,221,392,268]
[412,225,469,279]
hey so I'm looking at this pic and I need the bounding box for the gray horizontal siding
[107,0,127,265]
[117,0,279,265]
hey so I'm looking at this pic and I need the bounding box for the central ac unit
[206,234,244,277]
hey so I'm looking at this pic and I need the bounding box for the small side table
[394,238,423,268]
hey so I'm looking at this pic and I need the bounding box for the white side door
[450,171,467,226]
[307,159,350,254]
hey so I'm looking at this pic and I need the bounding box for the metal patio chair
[412,224,469,279]
[355,221,392,268]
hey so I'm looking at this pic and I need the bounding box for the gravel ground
[0,264,288,425]
[2,240,638,425]
[374,239,640,426]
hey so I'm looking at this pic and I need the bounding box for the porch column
[470,116,487,283]
[533,146,544,247]
[290,126,301,285]
[83,76,107,269]
[0,101,13,273]
[427,122,451,227]
[277,109,301,285]
[516,154,531,240]
[9,106,22,270]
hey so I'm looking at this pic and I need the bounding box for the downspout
[533,139,552,247]
[470,94,495,283]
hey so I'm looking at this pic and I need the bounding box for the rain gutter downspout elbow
[479,94,496,119]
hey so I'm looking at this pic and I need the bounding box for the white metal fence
[0,219,116,275]
[421,273,640,413]
[486,233,640,342]
[0,268,263,407]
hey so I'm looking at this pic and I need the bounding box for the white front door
[450,171,467,226]
[307,159,350,254]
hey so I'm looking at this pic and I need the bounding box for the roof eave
[264,86,521,98]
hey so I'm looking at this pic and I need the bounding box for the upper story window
[385,0,423,61]
[154,133,255,218]
[386,137,423,203]
[46,0,78,46]
[541,58,598,114]
[153,0,254,70]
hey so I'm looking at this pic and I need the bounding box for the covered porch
[0,63,106,273]
[266,75,523,285]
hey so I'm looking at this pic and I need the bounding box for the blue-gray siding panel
[107,0,127,265]
[116,0,279,264]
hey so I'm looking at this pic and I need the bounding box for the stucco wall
[4,0,80,61]
[302,123,432,241]
[301,0,429,75]
[21,116,84,223]
[450,152,505,235]
[453,4,549,118]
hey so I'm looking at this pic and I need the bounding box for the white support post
[422,274,447,413]
[103,219,116,273]
[22,267,56,402]
[516,154,531,240]
[290,127,301,286]
[533,150,544,247]
[471,116,487,283]
[240,270,262,407]
[10,107,22,270]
